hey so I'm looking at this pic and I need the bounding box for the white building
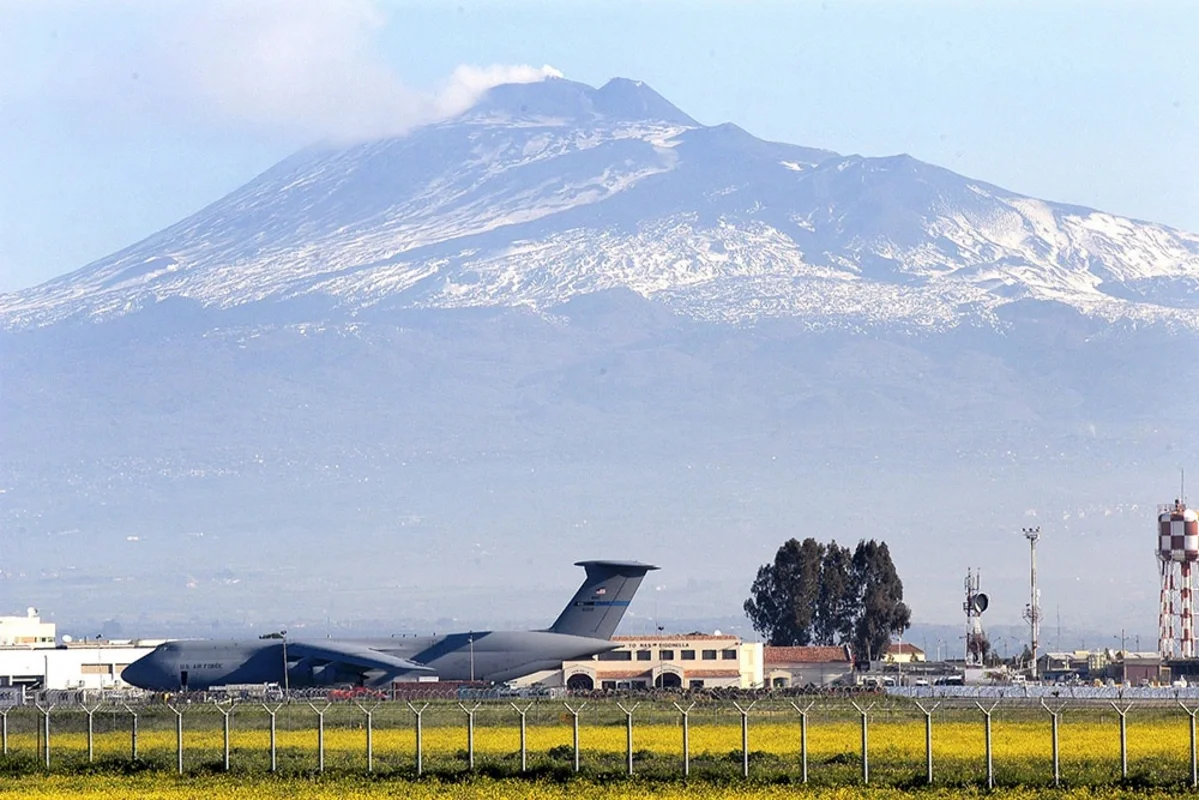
[0,641,163,690]
[0,608,57,647]
[0,607,163,691]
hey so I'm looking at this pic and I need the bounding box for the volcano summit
[3,76,1198,332]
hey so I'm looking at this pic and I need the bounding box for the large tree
[743,538,825,646]
[850,540,912,662]
[744,537,911,660]
[814,541,856,645]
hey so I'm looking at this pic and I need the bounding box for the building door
[179,670,189,690]
[566,674,594,691]
[654,672,682,689]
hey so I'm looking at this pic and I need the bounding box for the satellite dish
[713,629,722,636]
[61,635,73,643]
[973,593,990,614]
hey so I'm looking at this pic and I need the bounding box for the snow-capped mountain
[4,76,1198,331]
[3,77,1198,636]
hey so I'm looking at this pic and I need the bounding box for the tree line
[743,537,910,663]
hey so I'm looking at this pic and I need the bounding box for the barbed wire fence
[3,689,1199,784]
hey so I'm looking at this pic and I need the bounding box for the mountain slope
[1,76,1197,635]
[3,76,1197,331]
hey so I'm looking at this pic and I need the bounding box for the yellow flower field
[0,776,1193,800]
[2,718,1191,761]
[3,703,1197,788]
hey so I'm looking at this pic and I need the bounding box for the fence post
[168,703,184,775]
[354,701,381,774]
[81,703,98,763]
[1182,702,1199,789]
[564,701,586,773]
[510,702,534,773]
[1040,699,1066,787]
[732,700,757,778]
[213,701,233,772]
[673,702,695,777]
[405,702,427,776]
[850,701,874,784]
[122,703,139,761]
[1111,701,1132,779]
[790,701,814,783]
[308,702,330,773]
[976,701,999,790]
[617,702,639,776]
[262,703,282,772]
[459,703,480,769]
[914,700,939,785]
[0,708,7,756]
[35,703,52,769]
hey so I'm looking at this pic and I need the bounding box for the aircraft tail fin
[549,560,659,640]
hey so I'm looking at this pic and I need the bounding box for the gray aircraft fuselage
[123,630,618,691]
[123,560,658,692]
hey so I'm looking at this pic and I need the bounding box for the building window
[722,649,737,660]
[702,650,717,660]
[773,677,788,688]
[598,651,632,661]
[660,649,674,660]
[681,650,696,661]
[601,681,616,690]
[688,679,705,689]
[636,650,651,661]
[81,664,113,675]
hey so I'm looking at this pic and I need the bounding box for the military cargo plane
[123,560,657,691]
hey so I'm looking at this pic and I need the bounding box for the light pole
[1023,527,1042,679]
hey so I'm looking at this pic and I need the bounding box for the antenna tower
[1022,527,1041,678]
[962,568,989,666]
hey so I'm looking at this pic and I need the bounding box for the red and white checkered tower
[1159,500,1199,658]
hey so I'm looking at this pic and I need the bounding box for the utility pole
[1023,527,1042,679]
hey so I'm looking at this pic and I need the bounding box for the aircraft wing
[287,641,435,687]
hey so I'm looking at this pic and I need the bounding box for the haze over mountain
[1,77,1194,643]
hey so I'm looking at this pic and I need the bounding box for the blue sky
[1,0,1195,292]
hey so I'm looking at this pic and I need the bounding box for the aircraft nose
[122,651,168,690]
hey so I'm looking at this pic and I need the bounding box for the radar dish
[973,593,989,614]
[61,635,73,643]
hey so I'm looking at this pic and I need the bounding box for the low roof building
[763,645,854,688]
